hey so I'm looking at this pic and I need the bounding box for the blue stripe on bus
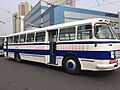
[57,41,120,44]
[7,43,50,46]
[56,50,111,60]
[4,49,50,55]
[6,41,120,46]
[4,49,112,60]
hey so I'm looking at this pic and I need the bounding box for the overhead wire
[0,17,13,24]
[0,7,13,14]
[89,0,120,9]
[0,7,13,24]
[1,0,120,25]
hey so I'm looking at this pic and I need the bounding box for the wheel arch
[62,52,81,66]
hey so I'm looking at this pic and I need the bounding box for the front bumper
[96,63,118,69]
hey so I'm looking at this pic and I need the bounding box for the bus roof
[0,36,6,38]
[6,18,110,37]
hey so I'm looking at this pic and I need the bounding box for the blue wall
[41,5,118,27]
[24,4,118,29]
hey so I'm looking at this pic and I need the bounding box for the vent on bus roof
[99,19,109,23]
[105,20,109,22]
[99,20,103,22]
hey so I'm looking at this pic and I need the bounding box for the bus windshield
[94,23,117,39]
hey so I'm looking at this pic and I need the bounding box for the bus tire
[62,55,81,75]
[15,53,22,62]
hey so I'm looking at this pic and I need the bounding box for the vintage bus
[4,18,120,74]
[0,36,5,55]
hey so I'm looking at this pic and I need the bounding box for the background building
[12,12,18,33]
[24,4,119,33]
[49,0,76,7]
[18,2,32,17]
[16,16,24,32]
[24,1,49,30]
[13,2,32,33]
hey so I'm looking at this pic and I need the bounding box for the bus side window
[8,36,13,43]
[27,33,34,42]
[77,24,92,39]
[59,27,75,41]
[20,34,26,43]
[48,29,58,42]
[14,35,19,43]
[35,32,45,42]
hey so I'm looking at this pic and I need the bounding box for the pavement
[0,56,120,90]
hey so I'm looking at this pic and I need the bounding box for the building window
[77,24,92,39]
[35,32,45,42]
[14,35,19,43]
[27,33,34,42]
[21,5,25,16]
[59,27,75,41]
[20,34,26,43]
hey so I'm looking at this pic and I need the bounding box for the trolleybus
[4,18,120,74]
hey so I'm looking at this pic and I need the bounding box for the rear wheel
[62,55,81,75]
[15,53,22,62]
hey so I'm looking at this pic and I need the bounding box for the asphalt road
[0,56,120,90]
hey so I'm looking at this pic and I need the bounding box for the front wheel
[62,55,81,75]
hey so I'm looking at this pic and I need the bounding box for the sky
[0,0,120,36]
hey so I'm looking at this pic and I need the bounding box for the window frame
[77,24,93,40]
[48,29,58,42]
[8,36,13,43]
[19,34,26,43]
[26,33,35,42]
[13,35,19,43]
[59,26,76,41]
[94,23,115,39]
[35,31,45,42]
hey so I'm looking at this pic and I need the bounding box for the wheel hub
[66,60,76,70]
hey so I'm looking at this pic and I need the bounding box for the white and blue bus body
[4,18,120,74]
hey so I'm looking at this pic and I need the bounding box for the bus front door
[50,42,56,64]
[49,30,58,64]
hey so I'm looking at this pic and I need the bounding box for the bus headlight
[111,51,115,59]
